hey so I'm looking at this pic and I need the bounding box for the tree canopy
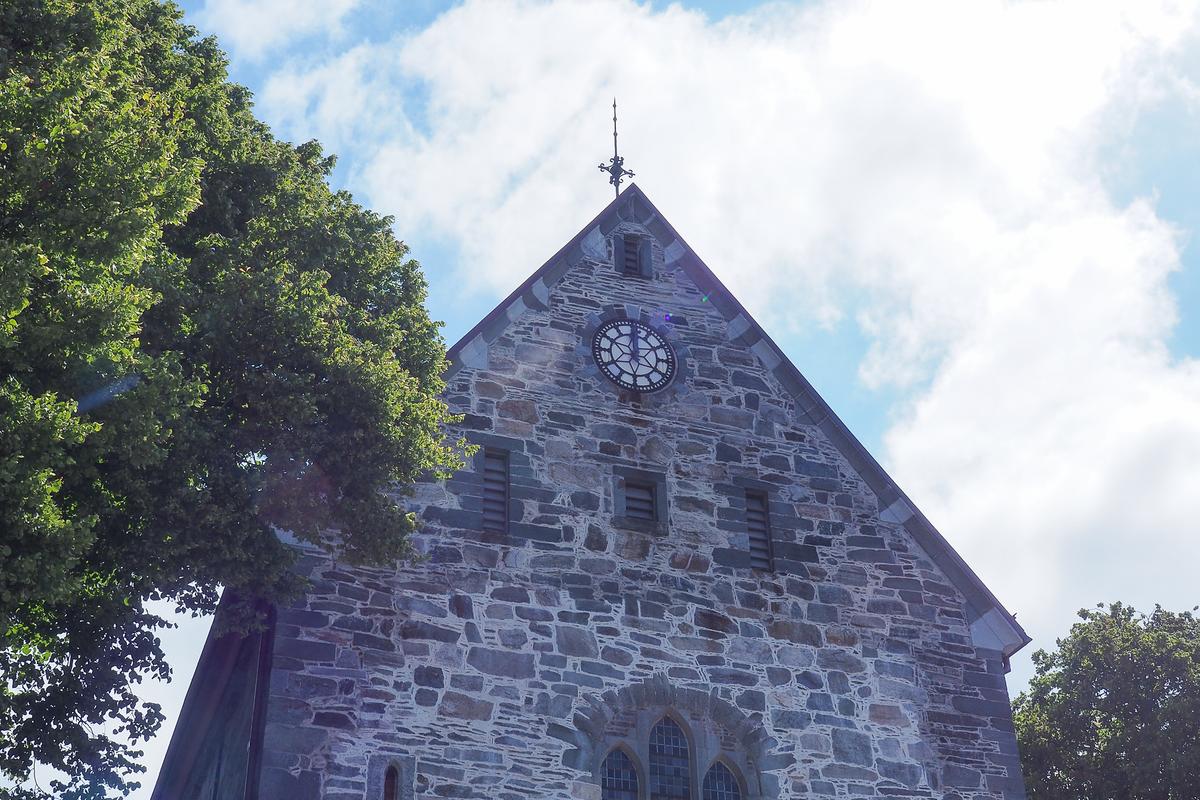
[1014,603,1200,800]
[0,1,461,796]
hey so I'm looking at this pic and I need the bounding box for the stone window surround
[366,754,414,800]
[612,465,668,536]
[463,433,527,543]
[595,708,752,800]
[743,488,773,573]
[555,676,775,800]
[733,476,777,573]
[722,476,779,573]
[480,446,510,535]
[612,231,653,278]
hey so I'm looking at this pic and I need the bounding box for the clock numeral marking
[592,319,676,393]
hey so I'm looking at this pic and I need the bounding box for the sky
[123,0,1200,795]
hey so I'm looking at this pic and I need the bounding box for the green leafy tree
[0,1,461,796]
[1014,603,1200,800]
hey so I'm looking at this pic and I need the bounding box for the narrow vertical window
[623,479,657,521]
[649,718,691,800]
[601,749,639,800]
[745,490,773,571]
[482,449,508,534]
[702,762,741,800]
[383,765,399,800]
[622,234,642,274]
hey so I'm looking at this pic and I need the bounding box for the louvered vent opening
[746,491,772,571]
[624,480,656,521]
[623,235,642,274]
[482,449,508,533]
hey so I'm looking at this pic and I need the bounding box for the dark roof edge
[151,610,245,800]
[151,598,274,799]
[446,184,1030,659]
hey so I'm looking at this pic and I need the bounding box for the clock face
[591,319,676,392]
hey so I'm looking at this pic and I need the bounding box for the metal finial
[598,98,634,198]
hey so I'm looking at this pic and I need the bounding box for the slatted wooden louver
[615,234,651,276]
[745,491,772,571]
[624,480,656,521]
[482,449,508,533]
[623,235,641,274]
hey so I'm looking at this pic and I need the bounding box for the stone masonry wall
[257,214,1026,800]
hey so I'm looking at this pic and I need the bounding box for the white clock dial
[591,319,676,392]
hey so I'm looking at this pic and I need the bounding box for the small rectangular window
[613,467,667,534]
[623,479,657,521]
[745,490,773,571]
[622,235,642,275]
[482,449,508,533]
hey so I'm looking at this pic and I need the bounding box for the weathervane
[598,98,634,198]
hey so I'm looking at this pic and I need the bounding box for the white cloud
[195,0,361,60]
[251,0,1200,689]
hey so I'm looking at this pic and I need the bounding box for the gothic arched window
[601,748,639,800]
[591,703,756,800]
[649,717,691,800]
[702,762,741,800]
[383,765,399,800]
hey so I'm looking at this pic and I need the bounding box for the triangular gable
[446,184,1030,662]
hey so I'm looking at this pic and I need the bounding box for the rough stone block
[466,646,536,679]
[438,691,494,721]
[831,729,873,767]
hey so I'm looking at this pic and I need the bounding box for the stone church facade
[154,186,1030,800]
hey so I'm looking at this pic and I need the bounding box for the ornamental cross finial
[598,98,634,198]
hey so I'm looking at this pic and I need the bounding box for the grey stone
[877,759,922,787]
[868,703,909,727]
[943,764,982,788]
[831,728,873,766]
[466,647,536,679]
[399,621,460,643]
[438,691,494,721]
[414,666,445,688]
[274,638,336,663]
[769,620,823,646]
[311,711,354,730]
[554,625,599,657]
[817,649,866,673]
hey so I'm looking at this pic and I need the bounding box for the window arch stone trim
[366,754,415,800]
[702,756,747,800]
[551,674,781,800]
[602,742,645,800]
[648,713,694,800]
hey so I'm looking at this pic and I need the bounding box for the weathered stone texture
[257,211,1026,800]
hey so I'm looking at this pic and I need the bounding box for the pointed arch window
[649,717,691,800]
[702,762,741,800]
[601,748,639,800]
[383,765,399,800]
[594,709,755,800]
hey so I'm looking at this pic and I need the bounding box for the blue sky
[123,0,1200,795]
